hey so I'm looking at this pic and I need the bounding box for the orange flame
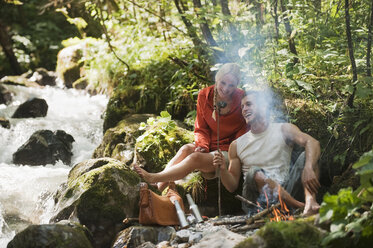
[269,187,294,222]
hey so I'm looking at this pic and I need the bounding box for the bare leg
[302,165,320,216]
[134,151,215,184]
[254,172,305,209]
[157,144,195,191]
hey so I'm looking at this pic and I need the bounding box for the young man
[213,91,321,216]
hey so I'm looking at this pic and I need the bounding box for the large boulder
[0,83,12,104]
[56,43,84,88]
[51,158,141,248]
[7,222,93,248]
[12,98,48,118]
[12,130,75,165]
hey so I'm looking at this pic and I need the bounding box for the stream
[0,84,108,247]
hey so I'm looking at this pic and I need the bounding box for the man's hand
[195,146,207,153]
[302,166,320,195]
[213,150,226,170]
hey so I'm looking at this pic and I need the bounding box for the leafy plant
[135,111,193,172]
[319,148,373,247]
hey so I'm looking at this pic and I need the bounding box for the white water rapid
[0,84,108,247]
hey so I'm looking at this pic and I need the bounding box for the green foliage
[0,0,79,75]
[319,148,373,247]
[135,111,193,172]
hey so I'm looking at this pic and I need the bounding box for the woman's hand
[213,150,226,170]
[195,147,207,153]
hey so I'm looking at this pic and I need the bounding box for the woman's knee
[179,144,195,156]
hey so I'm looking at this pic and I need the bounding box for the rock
[135,113,194,173]
[191,228,246,248]
[56,44,84,88]
[6,222,93,248]
[0,117,10,128]
[29,68,57,86]
[0,75,40,87]
[93,114,154,164]
[0,83,12,104]
[51,158,141,248]
[239,220,325,248]
[112,226,176,248]
[12,129,75,165]
[72,77,88,89]
[11,98,48,118]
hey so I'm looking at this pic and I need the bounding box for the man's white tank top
[236,123,292,184]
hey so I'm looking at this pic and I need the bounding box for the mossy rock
[135,119,194,173]
[56,43,84,88]
[235,220,325,248]
[93,114,155,164]
[7,222,93,248]
[51,158,141,248]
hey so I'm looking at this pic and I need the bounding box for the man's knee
[254,171,267,189]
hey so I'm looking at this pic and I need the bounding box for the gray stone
[12,129,74,165]
[6,222,93,248]
[12,97,48,118]
[112,226,176,248]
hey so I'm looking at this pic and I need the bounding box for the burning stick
[235,195,264,210]
[246,202,281,225]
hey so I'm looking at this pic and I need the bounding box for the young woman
[134,63,248,190]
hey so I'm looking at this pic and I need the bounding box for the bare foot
[303,198,320,216]
[133,164,157,184]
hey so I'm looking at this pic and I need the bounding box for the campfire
[215,187,296,232]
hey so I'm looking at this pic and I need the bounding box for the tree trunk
[173,0,203,48]
[193,0,218,47]
[193,0,227,62]
[345,0,357,107]
[272,0,280,44]
[0,21,22,75]
[366,0,373,77]
[220,0,240,42]
[280,0,299,64]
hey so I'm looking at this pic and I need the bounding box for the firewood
[246,203,281,224]
[235,195,263,210]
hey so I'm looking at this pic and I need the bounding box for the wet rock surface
[7,221,93,248]
[11,97,48,118]
[12,129,74,165]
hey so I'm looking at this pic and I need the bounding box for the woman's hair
[215,63,241,84]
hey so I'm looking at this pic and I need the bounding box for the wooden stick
[213,217,248,226]
[230,222,265,232]
[246,203,281,225]
[122,217,139,224]
[235,195,263,209]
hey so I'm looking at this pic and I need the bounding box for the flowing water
[0,84,108,247]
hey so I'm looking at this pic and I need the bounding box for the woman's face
[216,73,238,99]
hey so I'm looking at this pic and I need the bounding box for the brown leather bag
[139,182,185,226]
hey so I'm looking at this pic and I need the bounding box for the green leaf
[295,80,314,93]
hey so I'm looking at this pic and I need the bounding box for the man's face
[241,94,259,124]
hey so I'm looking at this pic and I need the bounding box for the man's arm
[213,140,242,193]
[282,123,321,194]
